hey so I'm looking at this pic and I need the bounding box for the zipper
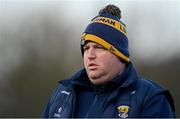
[85,94,98,118]
[71,89,76,118]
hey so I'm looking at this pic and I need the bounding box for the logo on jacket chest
[117,105,130,118]
[53,90,71,118]
[54,107,62,118]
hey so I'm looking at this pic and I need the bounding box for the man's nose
[87,47,96,59]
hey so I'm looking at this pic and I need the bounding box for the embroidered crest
[81,33,86,45]
[117,105,129,118]
[109,46,115,53]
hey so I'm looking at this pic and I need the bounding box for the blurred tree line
[0,1,179,117]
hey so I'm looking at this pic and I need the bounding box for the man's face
[83,42,125,85]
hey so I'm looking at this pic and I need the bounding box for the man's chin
[89,77,105,85]
[89,75,99,80]
[87,70,103,80]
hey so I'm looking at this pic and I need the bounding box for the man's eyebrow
[83,44,89,47]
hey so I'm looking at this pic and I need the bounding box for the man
[41,4,175,118]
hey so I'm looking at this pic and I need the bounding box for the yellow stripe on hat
[83,34,129,62]
[91,17,127,36]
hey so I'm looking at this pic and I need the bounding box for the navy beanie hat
[81,5,130,62]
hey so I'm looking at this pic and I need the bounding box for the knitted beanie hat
[81,4,130,62]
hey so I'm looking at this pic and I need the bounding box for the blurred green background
[0,0,180,117]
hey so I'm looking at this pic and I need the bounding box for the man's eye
[83,46,89,51]
[95,45,105,49]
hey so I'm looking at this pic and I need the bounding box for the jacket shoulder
[136,78,164,91]
[48,83,69,106]
[135,77,168,103]
[135,77,175,113]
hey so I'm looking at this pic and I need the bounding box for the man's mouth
[88,63,98,70]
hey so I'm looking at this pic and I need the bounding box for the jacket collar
[120,63,138,88]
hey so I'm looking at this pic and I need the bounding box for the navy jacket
[41,63,175,118]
